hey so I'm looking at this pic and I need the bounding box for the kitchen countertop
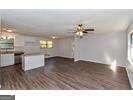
[22,53,45,56]
[14,51,24,55]
[0,51,14,54]
[0,51,24,55]
[0,51,44,56]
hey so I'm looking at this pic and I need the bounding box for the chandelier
[0,16,15,40]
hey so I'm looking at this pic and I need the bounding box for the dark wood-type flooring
[0,57,131,90]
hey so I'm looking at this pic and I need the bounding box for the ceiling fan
[75,24,94,38]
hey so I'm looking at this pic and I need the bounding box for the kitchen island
[22,53,45,71]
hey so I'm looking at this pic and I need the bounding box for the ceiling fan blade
[84,29,94,31]
[83,31,88,33]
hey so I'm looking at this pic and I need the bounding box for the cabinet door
[0,54,14,67]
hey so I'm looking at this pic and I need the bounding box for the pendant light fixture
[0,16,15,40]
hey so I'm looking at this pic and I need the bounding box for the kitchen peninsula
[22,53,45,71]
[0,51,24,67]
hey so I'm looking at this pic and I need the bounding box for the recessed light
[52,36,56,39]
[6,29,12,32]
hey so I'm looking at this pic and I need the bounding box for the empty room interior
[0,9,133,90]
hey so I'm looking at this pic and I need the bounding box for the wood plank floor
[0,57,131,90]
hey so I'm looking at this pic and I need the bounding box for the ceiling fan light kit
[74,24,94,38]
[76,31,83,36]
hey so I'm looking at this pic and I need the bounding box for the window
[40,40,53,48]
[131,33,133,58]
[128,33,133,59]
[131,34,133,45]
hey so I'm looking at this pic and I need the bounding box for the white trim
[126,68,133,89]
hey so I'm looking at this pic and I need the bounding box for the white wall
[14,33,127,66]
[14,34,58,57]
[14,34,74,58]
[74,32,127,67]
[14,34,42,53]
[56,37,74,58]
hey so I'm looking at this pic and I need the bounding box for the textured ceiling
[0,9,133,38]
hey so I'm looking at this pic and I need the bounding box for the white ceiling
[0,9,133,38]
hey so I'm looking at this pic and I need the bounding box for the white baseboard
[74,59,126,67]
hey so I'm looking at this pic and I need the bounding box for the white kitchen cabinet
[0,54,14,67]
[22,54,45,71]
